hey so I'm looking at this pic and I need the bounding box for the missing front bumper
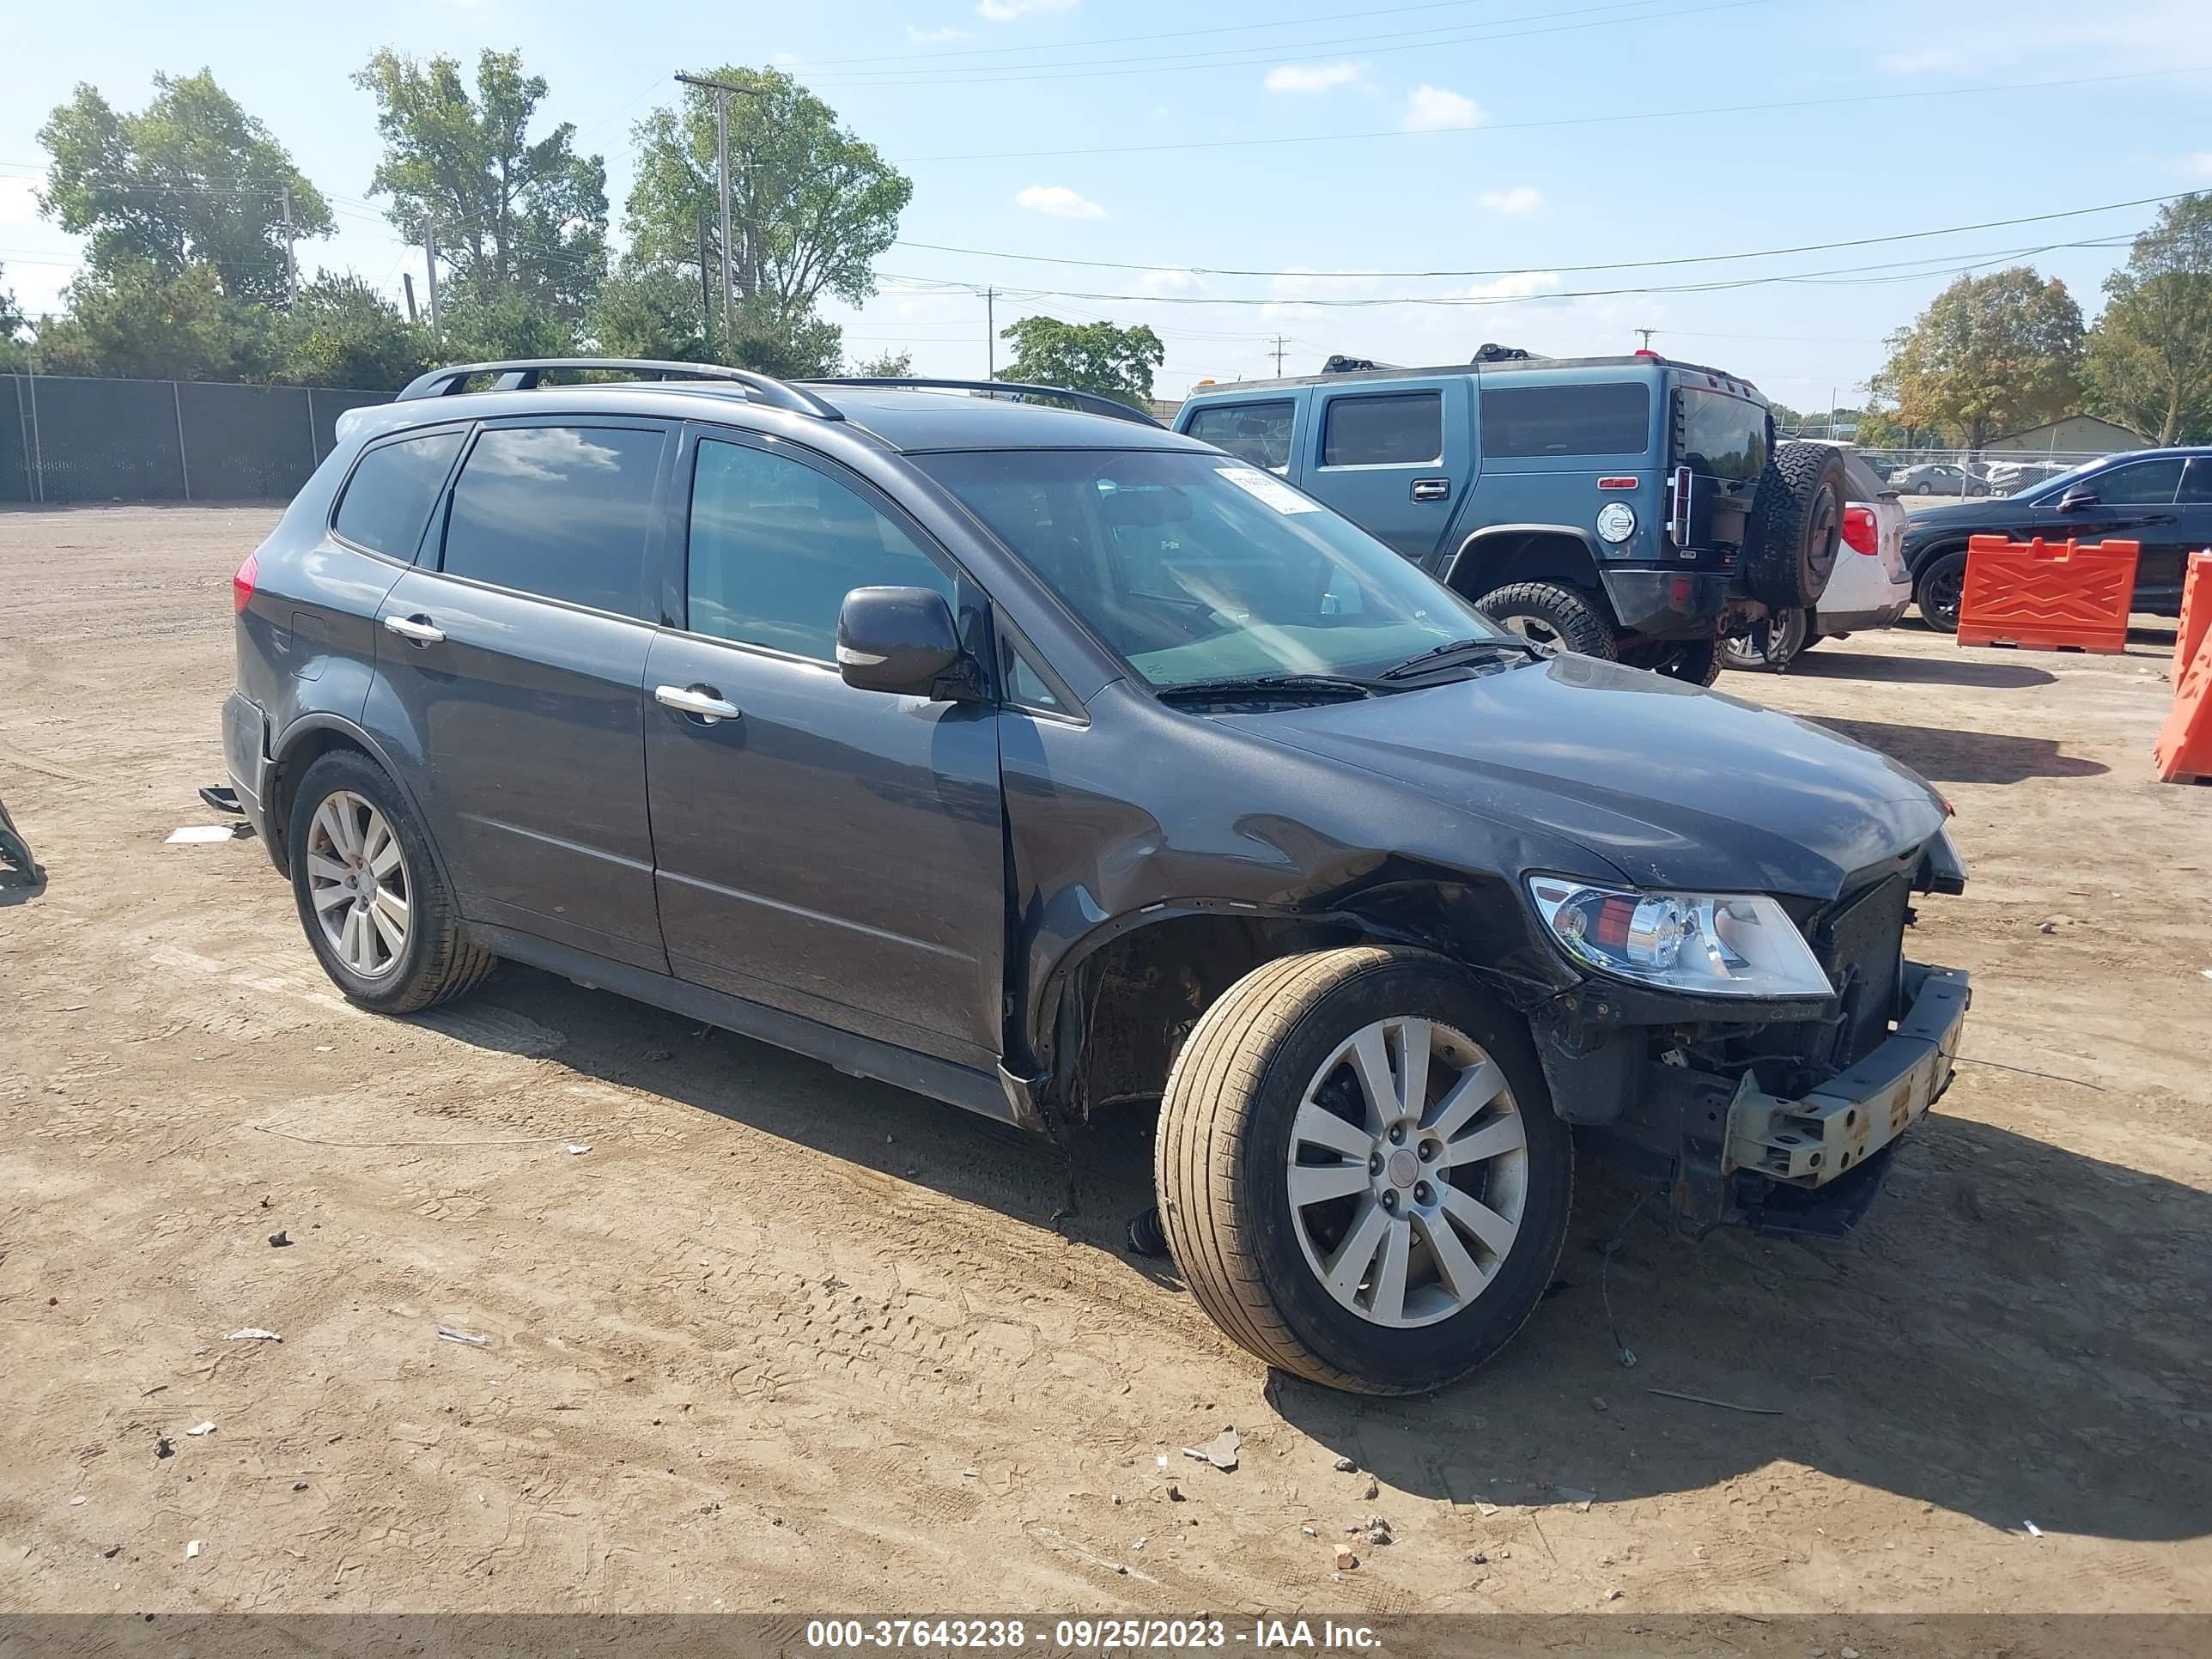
[1723,961,1970,1188]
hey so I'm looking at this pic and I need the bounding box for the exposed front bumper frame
[1723,961,1969,1187]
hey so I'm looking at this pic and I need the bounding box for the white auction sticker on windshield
[1216,466,1320,513]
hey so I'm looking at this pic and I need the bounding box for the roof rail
[802,376,1165,429]
[394,358,844,420]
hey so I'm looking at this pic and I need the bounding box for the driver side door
[2033,455,2187,606]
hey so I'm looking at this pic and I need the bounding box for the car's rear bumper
[222,690,276,853]
[1601,568,1732,640]
[1814,598,1911,633]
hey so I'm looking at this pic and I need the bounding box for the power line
[890,191,2181,283]
[894,63,2212,162]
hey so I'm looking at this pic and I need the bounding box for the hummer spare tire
[1743,441,1847,610]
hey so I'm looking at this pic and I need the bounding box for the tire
[1154,946,1574,1396]
[287,749,495,1014]
[1656,636,1724,686]
[1744,441,1847,609]
[1475,581,1619,659]
[1916,549,1968,634]
[1720,606,1810,672]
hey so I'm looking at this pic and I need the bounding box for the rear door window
[439,425,666,620]
[2179,457,2212,505]
[685,437,953,662]
[1482,382,1650,459]
[1185,400,1296,471]
[331,428,465,559]
[1321,392,1442,466]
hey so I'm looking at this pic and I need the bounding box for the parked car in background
[1984,459,2072,495]
[1176,350,1845,687]
[1905,447,2212,630]
[1889,462,1988,497]
[1723,444,1910,670]
[222,356,1972,1396]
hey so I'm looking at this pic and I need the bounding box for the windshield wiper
[1154,673,1377,705]
[1376,636,1537,681]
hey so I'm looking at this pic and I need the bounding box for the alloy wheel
[305,789,410,980]
[1285,1016,1529,1328]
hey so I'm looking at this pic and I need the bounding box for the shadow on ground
[1812,715,2109,783]
[1782,652,2057,690]
[422,963,2212,1546]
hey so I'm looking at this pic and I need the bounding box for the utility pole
[280,185,297,307]
[422,214,441,341]
[675,73,765,343]
[1634,327,1657,350]
[1271,335,1287,375]
[696,205,714,351]
[986,286,995,377]
[401,272,418,325]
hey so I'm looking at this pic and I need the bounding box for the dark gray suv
[225,358,1972,1395]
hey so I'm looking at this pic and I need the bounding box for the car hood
[1219,656,1947,901]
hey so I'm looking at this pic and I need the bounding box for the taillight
[233,551,258,614]
[1841,506,1878,556]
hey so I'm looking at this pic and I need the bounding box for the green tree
[586,261,708,362]
[37,71,330,305]
[355,48,608,323]
[270,273,430,389]
[0,267,25,372]
[996,316,1165,408]
[1870,267,2083,448]
[849,348,913,377]
[435,287,577,364]
[624,68,910,346]
[2082,194,2212,446]
[33,259,248,380]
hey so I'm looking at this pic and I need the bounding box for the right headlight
[1526,876,1833,1000]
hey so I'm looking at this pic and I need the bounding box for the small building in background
[1985,415,2146,456]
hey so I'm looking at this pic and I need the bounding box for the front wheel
[1917,550,1968,633]
[1154,947,1573,1395]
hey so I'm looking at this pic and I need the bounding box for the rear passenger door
[641,429,1006,1071]
[366,418,673,972]
[2155,457,2212,611]
[1297,380,1468,567]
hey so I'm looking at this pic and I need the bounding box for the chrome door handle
[655,684,741,723]
[384,614,444,644]
[1411,477,1451,501]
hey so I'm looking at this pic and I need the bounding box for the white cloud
[1475,185,1546,216]
[1016,184,1107,220]
[1461,270,1562,302]
[1133,268,1202,296]
[1402,84,1482,131]
[1878,49,1964,75]
[1263,62,1363,94]
[908,24,972,41]
[2188,152,2212,178]
[978,0,1078,21]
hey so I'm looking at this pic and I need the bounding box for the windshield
[1674,387,1770,484]
[918,448,1504,690]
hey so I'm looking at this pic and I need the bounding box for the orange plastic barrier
[2176,550,2212,686]
[1955,535,2139,653]
[2154,621,2212,784]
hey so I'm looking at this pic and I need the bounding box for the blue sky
[3,0,2210,405]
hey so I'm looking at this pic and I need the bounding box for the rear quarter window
[1480,382,1650,459]
[331,429,465,559]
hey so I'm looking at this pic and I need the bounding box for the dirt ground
[1,503,2208,1621]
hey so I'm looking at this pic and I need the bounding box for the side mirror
[2056,488,2098,514]
[836,586,970,699]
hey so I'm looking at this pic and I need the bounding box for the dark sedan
[1904,448,2212,630]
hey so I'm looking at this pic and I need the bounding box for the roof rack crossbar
[394,358,844,420]
[801,376,1165,429]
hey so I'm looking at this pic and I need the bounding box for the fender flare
[268,711,461,897]
[1441,523,1604,594]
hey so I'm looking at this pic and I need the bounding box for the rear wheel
[1917,550,1968,633]
[288,750,495,1014]
[1745,441,1847,609]
[1721,607,1811,672]
[1475,581,1618,659]
[1155,946,1573,1395]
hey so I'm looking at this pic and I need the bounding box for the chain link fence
[1,374,393,506]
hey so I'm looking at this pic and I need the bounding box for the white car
[1726,446,1911,670]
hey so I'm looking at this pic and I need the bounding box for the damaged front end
[1532,842,1970,1237]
